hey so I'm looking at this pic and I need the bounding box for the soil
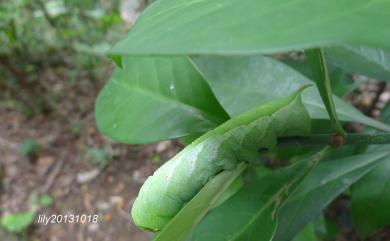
[0,64,182,241]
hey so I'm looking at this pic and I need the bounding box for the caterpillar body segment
[132,86,312,231]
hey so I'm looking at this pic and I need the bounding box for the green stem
[306,48,345,136]
[35,0,57,28]
[277,133,390,148]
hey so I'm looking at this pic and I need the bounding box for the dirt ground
[0,64,183,241]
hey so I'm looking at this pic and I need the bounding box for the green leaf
[313,216,339,241]
[193,55,390,132]
[187,148,329,241]
[39,194,54,207]
[1,211,35,233]
[350,102,390,237]
[20,138,41,157]
[306,48,345,135]
[107,54,122,68]
[187,147,390,241]
[291,223,317,241]
[328,69,360,98]
[326,45,390,81]
[110,0,390,55]
[153,163,247,241]
[180,133,202,146]
[272,148,390,241]
[95,56,229,144]
[351,154,390,237]
[211,174,244,209]
[28,193,54,207]
[86,147,112,169]
[284,59,359,97]
[381,102,390,124]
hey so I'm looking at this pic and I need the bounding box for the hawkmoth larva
[131,85,312,231]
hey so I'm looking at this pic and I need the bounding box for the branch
[306,48,345,136]
[277,133,390,148]
[35,0,57,28]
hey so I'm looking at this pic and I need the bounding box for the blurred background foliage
[0,2,158,240]
[0,0,125,116]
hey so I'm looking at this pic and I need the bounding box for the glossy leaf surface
[193,55,390,132]
[187,148,329,241]
[188,148,390,241]
[111,0,390,56]
[326,45,390,81]
[272,148,390,241]
[95,56,229,144]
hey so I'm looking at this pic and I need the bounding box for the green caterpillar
[131,86,312,231]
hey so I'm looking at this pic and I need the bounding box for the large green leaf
[350,103,390,236]
[193,55,390,132]
[284,59,360,98]
[272,148,390,241]
[326,45,390,81]
[153,163,247,241]
[381,102,390,124]
[351,149,390,237]
[186,148,328,241]
[95,56,229,144]
[313,216,339,241]
[110,0,390,56]
[291,224,317,241]
[187,148,390,241]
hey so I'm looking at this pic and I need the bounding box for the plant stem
[35,0,57,28]
[306,48,345,136]
[277,133,390,148]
